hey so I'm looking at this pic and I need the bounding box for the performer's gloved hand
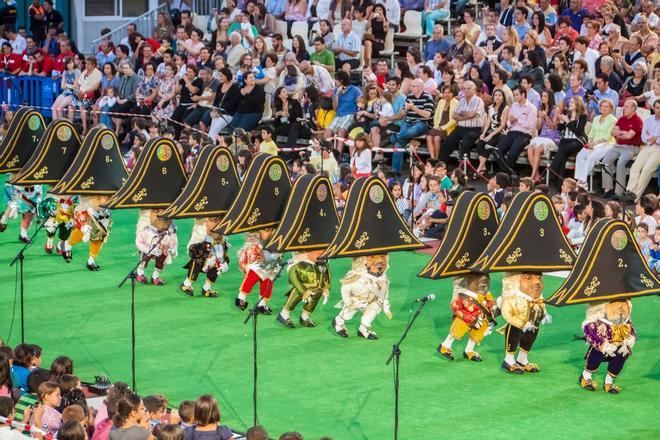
[44,218,57,233]
[6,201,18,219]
[322,294,328,305]
[356,300,369,309]
[473,315,484,329]
[522,321,537,333]
[602,342,618,357]
[617,344,631,356]
[219,262,229,273]
[65,220,74,229]
[383,300,393,319]
[151,247,163,257]
[81,224,92,243]
[541,313,552,325]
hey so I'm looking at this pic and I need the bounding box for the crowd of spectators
[0,341,322,440]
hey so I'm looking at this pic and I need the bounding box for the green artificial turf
[0,203,659,440]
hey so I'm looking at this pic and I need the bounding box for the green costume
[283,256,331,320]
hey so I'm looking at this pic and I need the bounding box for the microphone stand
[118,232,167,392]
[242,261,287,427]
[243,294,264,428]
[385,299,430,440]
[598,161,638,207]
[485,145,518,184]
[9,220,46,344]
[406,143,416,230]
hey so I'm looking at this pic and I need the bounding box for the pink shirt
[507,100,537,135]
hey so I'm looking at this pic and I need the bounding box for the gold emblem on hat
[354,231,369,249]
[583,276,600,296]
[33,166,49,179]
[131,188,147,202]
[80,176,95,189]
[505,247,522,264]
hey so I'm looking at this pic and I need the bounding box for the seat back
[402,10,423,35]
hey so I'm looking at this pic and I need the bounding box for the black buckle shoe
[332,318,348,338]
[180,284,194,297]
[257,304,272,315]
[202,288,218,298]
[63,250,73,263]
[277,314,295,328]
[235,297,248,311]
[358,328,378,340]
[18,235,31,244]
[299,317,316,328]
[86,262,100,271]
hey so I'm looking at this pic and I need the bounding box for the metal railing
[0,75,62,118]
[88,3,169,54]
[191,0,218,16]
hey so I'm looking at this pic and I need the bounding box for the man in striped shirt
[333,19,361,71]
[389,79,435,172]
[439,80,484,164]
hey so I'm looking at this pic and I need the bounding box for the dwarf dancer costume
[419,192,499,362]
[159,145,240,297]
[547,218,660,393]
[104,136,187,283]
[278,251,330,327]
[237,228,284,314]
[182,219,230,297]
[9,118,82,253]
[582,301,636,393]
[0,108,46,240]
[321,176,425,340]
[214,154,292,314]
[63,196,112,269]
[43,197,76,254]
[0,184,41,242]
[135,210,178,284]
[472,192,576,374]
[264,174,339,328]
[50,127,128,270]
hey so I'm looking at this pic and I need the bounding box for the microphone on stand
[413,294,436,303]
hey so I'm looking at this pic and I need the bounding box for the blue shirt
[594,87,619,110]
[424,38,452,61]
[96,51,116,67]
[334,85,362,116]
[560,8,587,31]
[526,87,541,109]
[513,22,530,40]
[400,0,423,10]
[266,0,287,17]
[10,365,31,393]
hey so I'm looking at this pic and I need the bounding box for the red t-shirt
[54,50,74,73]
[0,53,24,72]
[615,114,644,146]
[39,56,55,76]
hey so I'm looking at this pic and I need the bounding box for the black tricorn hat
[265,174,339,253]
[546,219,660,306]
[320,176,425,259]
[49,127,128,196]
[159,145,240,219]
[104,137,186,209]
[0,107,45,173]
[470,192,576,273]
[9,119,82,186]
[418,191,499,279]
[214,153,292,235]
